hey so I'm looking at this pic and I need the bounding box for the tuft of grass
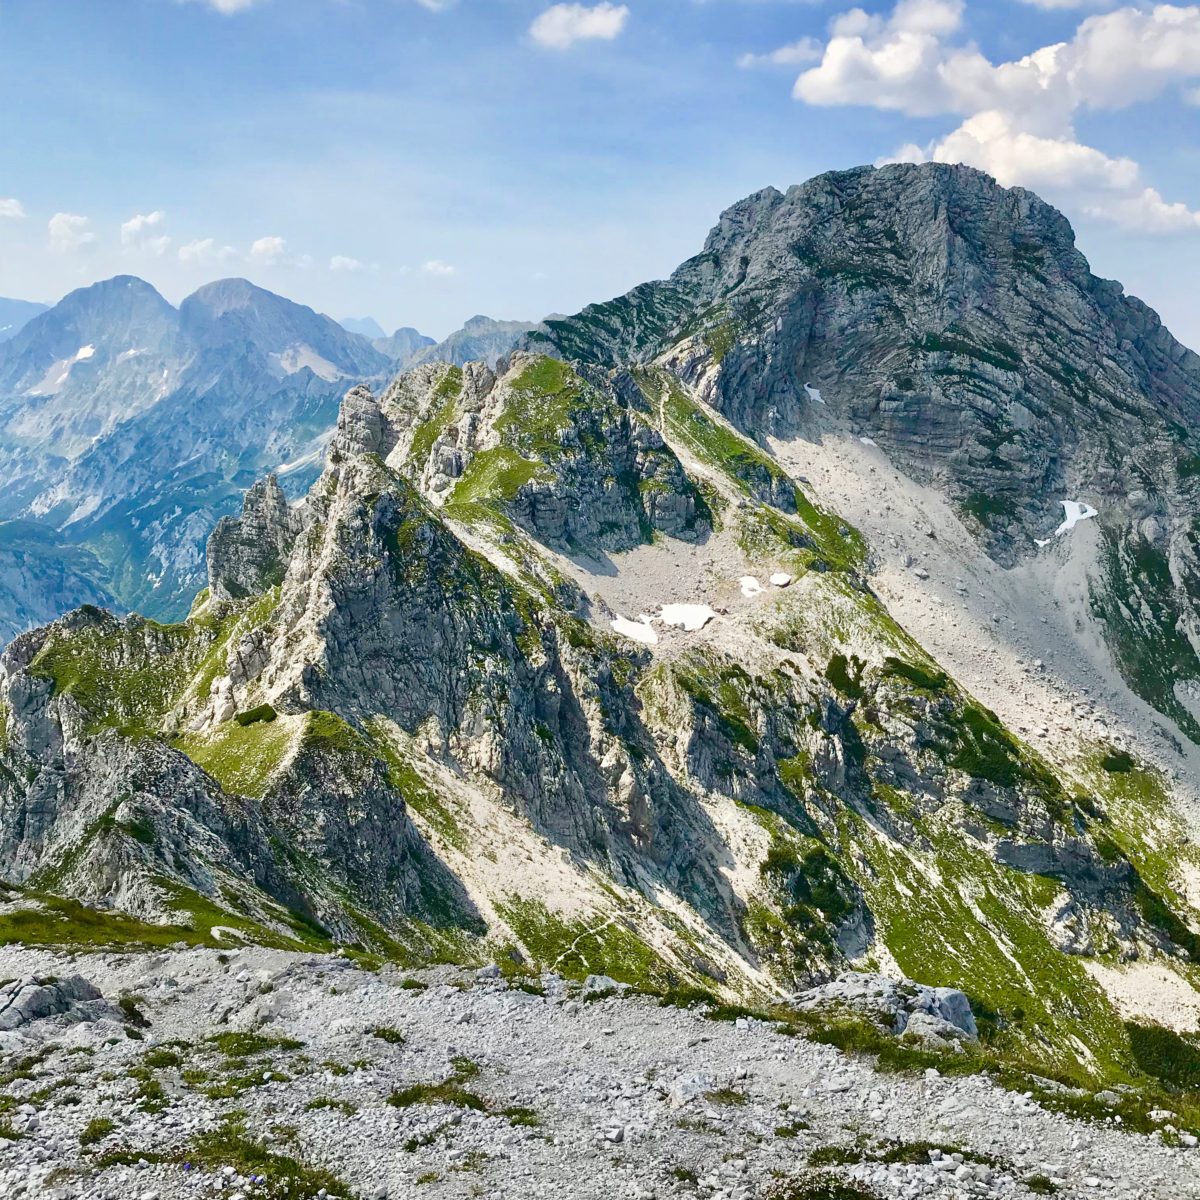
[80,1117,117,1146]
[372,1026,405,1045]
[305,1096,358,1116]
[1025,1177,1060,1196]
[142,1048,180,1069]
[387,1081,487,1112]
[501,1105,541,1127]
[207,1031,304,1059]
[118,994,150,1028]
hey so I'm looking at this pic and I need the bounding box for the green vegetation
[188,1113,351,1198]
[449,446,549,509]
[0,891,250,951]
[962,493,1017,527]
[388,1056,487,1112]
[235,703,278,727]
[495,895,669,990]
[409,366,463,465]
[367,723,467,851]
[767,1177,879,1200]
[1126,1022,1200,1090]
[80,1118,117,1146]
[25,591,282,738]
[305,1096,358,1116]
[880,657,948,692]
[917,329,1023,372]
[495,357,583,458]
[825,653,866,700]
[1092,532,1200,742]
[372,1026,405,1045]
[207,1031,305,1059]
[174,716,295,798]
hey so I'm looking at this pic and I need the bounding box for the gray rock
[0,974,104,1031]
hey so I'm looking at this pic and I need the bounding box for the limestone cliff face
[537,163,1200,743]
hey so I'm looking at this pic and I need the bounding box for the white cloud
[1017,0,1112,8]
[178,238,216,263]
[738,38,822,69]
[789,0,1200,234]
[422,259,457,277]
[178,237,238,264]
[412,0,456,9]
[530,3,629,50]
[48,212,95,254]
[120,210,171,256]
[249,235,289,266]
[329,255,365,272]
[186,0,265,13]
[0,198,25,219]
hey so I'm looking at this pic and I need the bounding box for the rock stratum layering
[3,163,1200,1198]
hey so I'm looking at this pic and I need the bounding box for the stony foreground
[0,949,1195,1200]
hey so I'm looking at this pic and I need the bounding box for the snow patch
[611,615,658,646]
[770,573,793,588]
[739,576,764,598]
[273,344,343,382]
[859,436,877,447]
[1054,500,1098,537]
[116,348,146,363]
[26,344,99,396]
[804,383,825,405]
[661,604,716,632]
[1035,500,1099,547]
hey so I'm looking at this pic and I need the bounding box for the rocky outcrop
[207,476,303,602]
[791,972,979,1044]
[0,974,108,1032]
[537,163,1200,743]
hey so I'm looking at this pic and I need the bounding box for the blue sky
[1,0,1198,345]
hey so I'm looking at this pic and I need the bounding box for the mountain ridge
[4,169,1200,1136]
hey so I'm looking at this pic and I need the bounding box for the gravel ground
[1,948,1197,1200]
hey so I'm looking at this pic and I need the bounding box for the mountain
[340,315,387,340]
[0,519,115,637]
[6,165,1200,1153]
[534,165,1200,753]
[373,324,436,364]
[407,314,541,368]
[0,296,49,343]
[0,276,392,638]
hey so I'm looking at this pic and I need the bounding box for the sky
[1,0,1198,345]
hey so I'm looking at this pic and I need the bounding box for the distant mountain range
[0,297,49,343]
[0,279,544,644]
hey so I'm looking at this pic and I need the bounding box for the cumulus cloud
[787,0,1200,233]
[530,3,629,50]
[422,259,457,276]
[249,235,289,266]
[1017,0,1113,8]
[48,213,95,254]
[738,38,822,69]
[0,198,25,219]
[178,238,237,264]
[185,0,265,13]
[120,210,172,256]
[330,255,365,272]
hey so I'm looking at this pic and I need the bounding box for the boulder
[0,975,107,1032]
